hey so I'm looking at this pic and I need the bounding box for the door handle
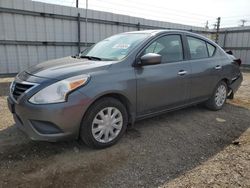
[215,65,222,70]
[178,70,187,76]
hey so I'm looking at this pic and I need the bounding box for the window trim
[185,35,217,60]
[135,34,186,65]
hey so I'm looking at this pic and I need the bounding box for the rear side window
[207,43,216,56]
[143,35,183,63]
[187,36,208,59]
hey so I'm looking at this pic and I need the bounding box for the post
[76,0,78,8]
[77,13,81,53]
[223,30,227,48]
[240,19,247,27]
[137,22,140,31]
[85,0,88,48]
[215,17,221,44]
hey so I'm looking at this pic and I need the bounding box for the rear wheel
[80,97,128,149]
[205,81,227,111]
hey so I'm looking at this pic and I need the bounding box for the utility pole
[205,21,209,30]
[85,0,88,48]
[76,0,80,53]
[240,19,247,27]
[213,24,217,30]
[215,17,221,44]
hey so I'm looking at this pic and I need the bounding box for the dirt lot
[0,73,249,188]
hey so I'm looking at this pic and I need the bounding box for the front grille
[12,82,34,100]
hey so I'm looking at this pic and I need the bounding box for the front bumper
[7,91,92,142]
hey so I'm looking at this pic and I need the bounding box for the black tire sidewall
[80,97,128,149]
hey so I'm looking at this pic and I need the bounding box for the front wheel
[205,81,228,111]
[80,97,128,149]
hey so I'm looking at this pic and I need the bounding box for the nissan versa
[8,30,242,148]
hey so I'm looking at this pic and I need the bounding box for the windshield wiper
[79,55,102,61]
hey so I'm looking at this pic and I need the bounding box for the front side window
[207,43,216,56]
[187,36,208,59]
[80,33,150,61]
[143,35,184,63]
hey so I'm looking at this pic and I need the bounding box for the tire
[205,81,228,111]
[80,97,128,149]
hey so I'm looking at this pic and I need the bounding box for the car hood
[25,56,114,80]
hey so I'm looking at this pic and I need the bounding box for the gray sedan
[8,30,242,148]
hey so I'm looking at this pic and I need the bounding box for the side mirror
[139,53,161,66]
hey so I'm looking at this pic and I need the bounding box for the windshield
[80,33,150,61]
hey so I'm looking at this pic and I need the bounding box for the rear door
[135,34,191,116]
[185,35,220,102]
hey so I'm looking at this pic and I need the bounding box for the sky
[33,0,250,28]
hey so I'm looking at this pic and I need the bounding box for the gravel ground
[0,73,249,188]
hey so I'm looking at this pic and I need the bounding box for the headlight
[29,75,90,104]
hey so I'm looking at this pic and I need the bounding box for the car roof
[126,29,206,36]
[126,29,217,46]
[126,29,191,35]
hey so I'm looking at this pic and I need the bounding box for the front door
[135,34,191,116]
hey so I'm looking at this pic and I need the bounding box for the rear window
[187,36,208,59]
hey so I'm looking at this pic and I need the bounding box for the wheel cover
[91,107,123,143]
[215,84,227,107]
